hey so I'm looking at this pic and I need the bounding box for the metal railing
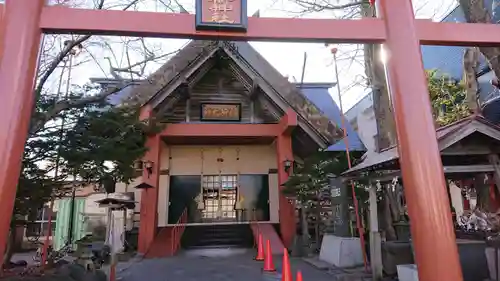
[170,208,188,254]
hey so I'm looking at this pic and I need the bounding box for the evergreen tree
[427,70,471,127]
[8,83,158,265]
[282,69,470,248]
[282,151,364,251]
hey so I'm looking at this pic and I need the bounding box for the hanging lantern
[143,160,154,176]
[283,159,293,173]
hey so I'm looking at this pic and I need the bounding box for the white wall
[355,106,377,152]
[345,93,378,152]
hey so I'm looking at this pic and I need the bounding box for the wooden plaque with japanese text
[195,0,248,32]
[200,103,241,121]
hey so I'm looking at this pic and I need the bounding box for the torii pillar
[381,0,462,280]
[0,0,45,269]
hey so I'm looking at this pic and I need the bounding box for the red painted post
[137,134,161,254]
[276,110,298,248]
[276,133,295,248]
[0,3,5,63]
[0,0,45,269]
[379,0,463,280]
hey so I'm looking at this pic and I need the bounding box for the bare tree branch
[32,0,167,135]
[35,0,143,98]
[30,45,178,135]
[294,0,367,12]
[35,0,106,97]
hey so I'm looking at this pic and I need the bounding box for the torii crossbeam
[0,0,489,280]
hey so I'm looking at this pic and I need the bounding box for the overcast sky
[52,0,458,112]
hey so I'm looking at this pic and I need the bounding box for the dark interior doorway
[168,174,270,224]
[168,175,201,224]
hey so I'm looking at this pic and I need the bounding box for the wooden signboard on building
[195,0,248,32]
[200,103,241,121]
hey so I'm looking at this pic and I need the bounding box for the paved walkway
[116,249,334,281]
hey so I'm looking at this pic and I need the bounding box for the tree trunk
[460,0,500,85]
[314,201,321,247]
[386,187,400,222]
[463,47,480,113]
[382,194,397,241]
[475,174,491,211]
[361,4,397,151]
[3,227,16,267]
[300,203,310,248]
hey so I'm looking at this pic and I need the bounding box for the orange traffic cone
[255,234,265,261]
[296,271,303,281]
[263,239,276,272]
[281,249,292,281]
[109,263,116,281]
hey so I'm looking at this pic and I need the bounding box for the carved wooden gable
[224,42,344,144]
[160,57,278,124]
[131,40,343,147]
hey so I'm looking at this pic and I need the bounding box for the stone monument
[319,177,364,268]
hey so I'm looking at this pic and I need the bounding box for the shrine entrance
[168,174,271,225]
[198,174,271,224]
[2,0,497,280]
[201,175,238,223]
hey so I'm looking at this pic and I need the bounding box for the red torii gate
[1,0,495,280]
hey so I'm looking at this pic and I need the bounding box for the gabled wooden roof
[122,40,344,146]
[342,115,500,175]
[125,40,217,105]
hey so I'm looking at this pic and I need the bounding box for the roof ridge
[225,41,344,142]
[128,40,217,105]
[116,40,345,145]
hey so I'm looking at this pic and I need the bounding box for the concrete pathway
[116,249,334,281]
